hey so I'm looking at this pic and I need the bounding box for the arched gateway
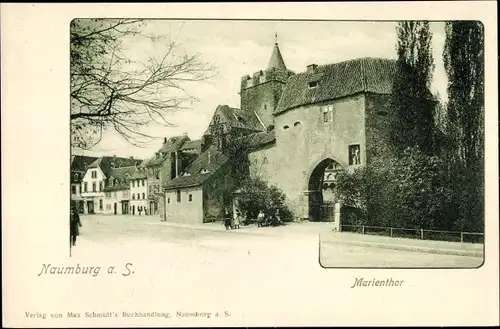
[307,158,344,221]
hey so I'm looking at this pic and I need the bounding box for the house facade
[70,155,97,213]
[163,145,232,224]
[103,166,135,215]
[80,156,142,214]
[129,165,148,215]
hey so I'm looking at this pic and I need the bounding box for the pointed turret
[267,34,287,70]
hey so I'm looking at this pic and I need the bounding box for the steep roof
[238,130,276,151]
[180,140,202,152]
[163,145,229,190]
[88,156,142,178]
[104,166,135,191]
[275,57,396,115]
[71,155,98,172]
[206,105,265,134]
[268,42,287,71]
[146,135,190,167]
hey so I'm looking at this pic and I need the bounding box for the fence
[340,224,484,244]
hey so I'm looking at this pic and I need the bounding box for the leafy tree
[443,21,484,232]
[236,177,294,222]
[70,19,215,150]
[390,21,437,155]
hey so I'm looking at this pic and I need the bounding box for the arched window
[74,173,79,181]
[294,121,302,127]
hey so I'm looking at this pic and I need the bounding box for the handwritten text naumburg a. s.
[37,263,135,277]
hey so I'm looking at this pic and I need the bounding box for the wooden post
[390,228,393,237]
[362,225,365,234]
[420,229,424,240]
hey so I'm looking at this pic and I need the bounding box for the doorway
[308,158,343,221]
[86,200,94,214]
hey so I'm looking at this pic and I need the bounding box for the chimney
[306,64,318,73]
[164,137,167,144]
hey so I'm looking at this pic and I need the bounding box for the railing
[340,224,484,244]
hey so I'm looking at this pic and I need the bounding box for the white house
[81,156,142,214]
[103,166,135,215]
[129,165,149,215]
[71,155,98,213]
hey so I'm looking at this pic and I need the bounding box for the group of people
[223,208,282,230]
[257,209,282,227]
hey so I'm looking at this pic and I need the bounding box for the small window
[263,157,269,165]
[92,183,96,192]
[142,193,145,199]
[99,182,103,191]
[84,182,88,193]
[132,180,135,187]
[71,185,77,195]
[74,173,79,181]
[294,121,301,127]
[322,106,333,123]
[377,111,388,117]
[167,197,170,204]
[308,81,319,89]
[132,194,135,200]
[99,199,103,210]
[283,125,290,130]
[188,194,193,202]
[200,169,209,174]
[91,171,97,178]
[142,179,145,187]
[176,190,181,203]
[79,185,82,194]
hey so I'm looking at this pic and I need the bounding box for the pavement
[148,219,484,258]
[320,231,484,258]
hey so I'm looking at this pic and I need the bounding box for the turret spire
[267,33,287,70]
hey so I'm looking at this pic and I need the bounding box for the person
[233,210,241,229]
[224,209,232,230]
[70,206,82,247]
[257,210,265,228]
[273,208,282,226]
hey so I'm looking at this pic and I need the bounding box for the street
[72,215,484,269]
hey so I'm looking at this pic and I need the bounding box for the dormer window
[322,105,333,123]
[308,81,319,89]
[183,172,191,177]
[200,169,210,174]
[74,173,79,181]
[283,125,290,130]
[109,178,114,187]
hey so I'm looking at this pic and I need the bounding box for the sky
[73,20,447,160]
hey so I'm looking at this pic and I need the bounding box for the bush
[236,177,294,222]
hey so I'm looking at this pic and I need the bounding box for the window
[308,81,319,89]
[99,199,103,210]
[109,178,113,187]
[294,121,302,127]
[322,106,333,123]
[71,185,77,195]
[132,194,135,200]
[137,193,140,199]
[132,180,135,187]
[74,173,79,182]
[92,183,96,192]
[91,170,97,178]
[188,194,193,202]
[106,204,111,211]
[99,182,103,192]
[283,125,289,130]
[79,185,82,194]
[167,197,170,204]
[142,179,145,187]
[176,190,181,203]
[113,192,116,198]
[142,193,145,199]
[84,182,88,193]
[348,144,361,166]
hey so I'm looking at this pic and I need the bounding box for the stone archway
[307,158,344,221]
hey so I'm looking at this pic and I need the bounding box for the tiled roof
[163,145,229,190]
[275,57,396,115]
[180,140,202,152]
[71,155,98,172]
[237,130,276,151]
[146,135,190,167]
[206,105,265,134]
[104,166,135,191]
[88,156,142,178]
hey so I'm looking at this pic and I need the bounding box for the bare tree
[70,19,216,150]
